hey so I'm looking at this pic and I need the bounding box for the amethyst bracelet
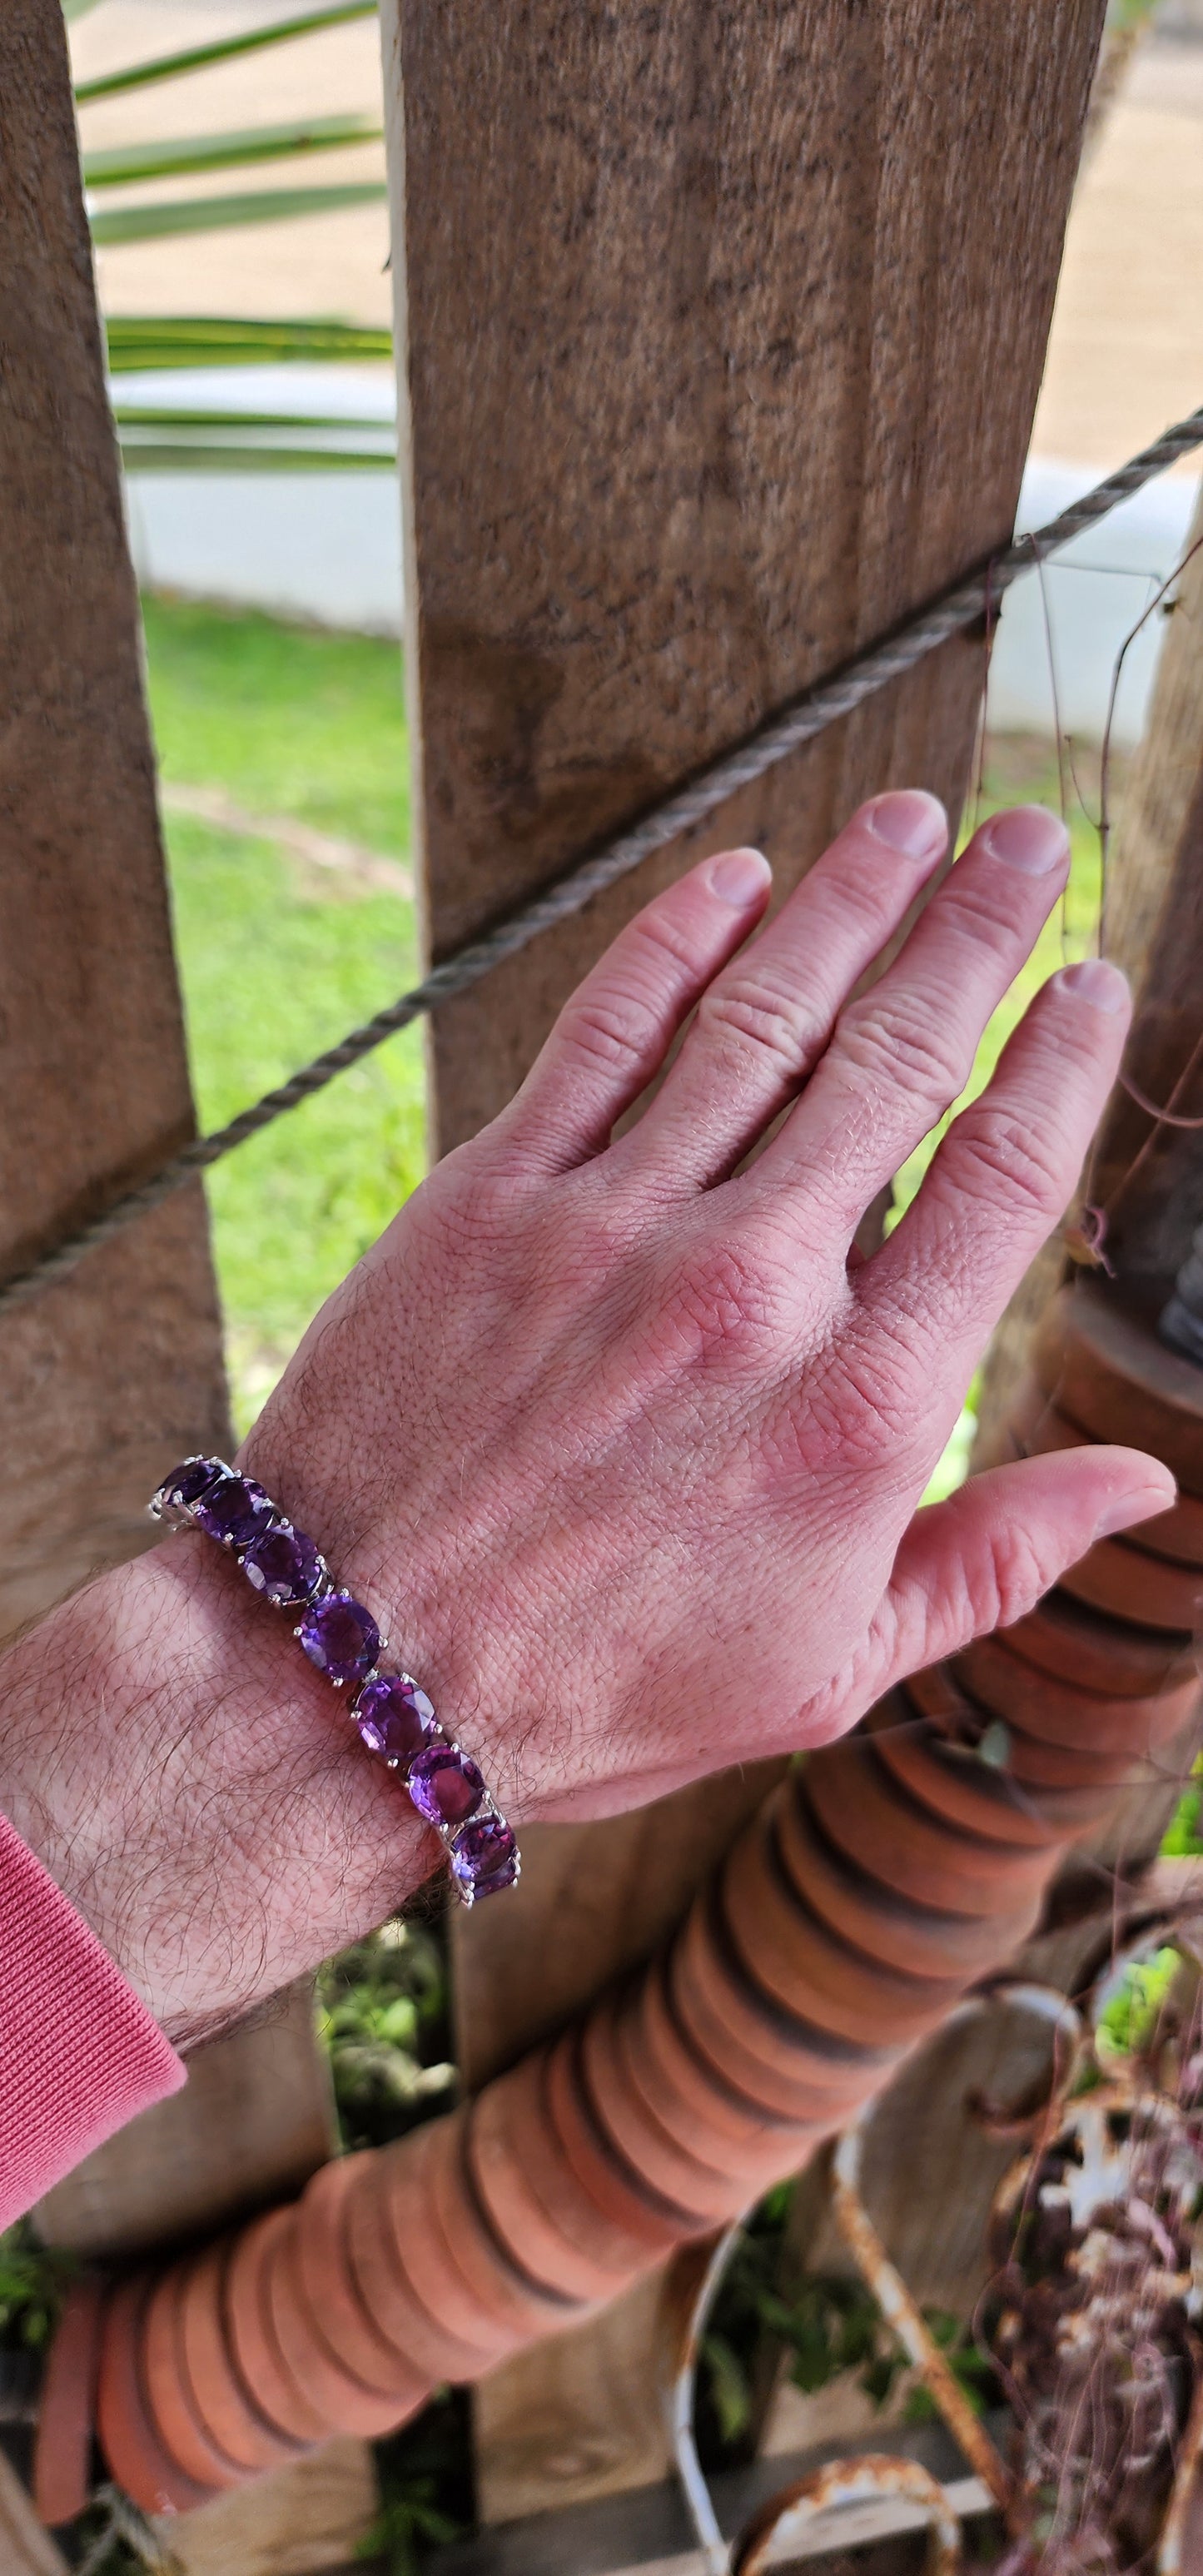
[148,1458,519,1906]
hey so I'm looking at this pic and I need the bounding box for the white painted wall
[989,455,1200,744]
[119,365,405,636]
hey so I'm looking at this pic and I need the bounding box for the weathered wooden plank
[0,0,231,1639]
[381,0,1107,2521]
[0,2448,70,2576]
[433,2418,992,2575]
[150,2437,379,2576]
[0,24,370,2562]
[384,0,1103,1153]
[34,1982,337,2258]
[455,1768,785,2092]
[475,2273,674,2531]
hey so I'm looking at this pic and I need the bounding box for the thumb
[874,1445,1177,1691]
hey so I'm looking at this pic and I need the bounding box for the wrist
[0,1525,431,2048]
[241,1405,536,1820]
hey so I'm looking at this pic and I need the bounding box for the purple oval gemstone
[408,1744,485,1831]
[450,1814,519,1901]
[296,1589,380,1686]
[353,1674,438,1767]
[157,1457,224,1514]
[243,1520,325,1608]
[194,1470,273,1549]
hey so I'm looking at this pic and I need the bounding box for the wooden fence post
[380,0,1108,2523]
[2,9,359,2559]
[0,0,232,1634]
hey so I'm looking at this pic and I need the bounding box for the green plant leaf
[701,2331,753,2446]
[73,1,377,103]
[117,439,395,472]
[85,113,382,191]
[114,408,390,431]
[89,182,388,246]
[105,315,393,370]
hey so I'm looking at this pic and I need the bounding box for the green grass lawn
[142,596,425,1431]
[142,595,1110,1445]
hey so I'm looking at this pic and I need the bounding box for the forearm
[0,1530,431,2051]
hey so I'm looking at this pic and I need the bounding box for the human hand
[2,792,1174,2043]
[246,789,1173,1826]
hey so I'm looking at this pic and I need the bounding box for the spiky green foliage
[0,2222,75,2354]
[105,315,393,371]
[84,112,381,191]
[72,2,377,103]
[89,182,387,248]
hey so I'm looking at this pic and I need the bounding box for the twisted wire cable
[4,401,1201,1318]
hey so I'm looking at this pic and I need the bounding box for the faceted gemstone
[243,1519,325,1608]
[193,1470,273,1549]
[353,1673,438,1766]
[450,1814,519,1901]
[156,1457,224,1514]
[296,1589,380,1685]
[407,1744,485,1831]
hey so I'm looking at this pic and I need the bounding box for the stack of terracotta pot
[35,1281,1202,2523]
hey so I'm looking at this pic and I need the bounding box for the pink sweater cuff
[0,1810,184,2231]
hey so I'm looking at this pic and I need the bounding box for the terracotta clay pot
[265,2217,410,2439]
[1033,1283,1203,1494]
[952,1633,1197,1758]
[1056,1529,1203,1631]
[548,2026,703,2244]
[582,1995,755,2221]
[804,1738,1052,1918]
[998,1586,1196,1698]
[865,1693,1069,1847]
[1001,1717,1154,1793]
[623,1960,806,2168]
[33,2274,107,2526]
[223,2210,331,2445]
[467,2049,656,2298]
[721,1803,963,2045]
[175,2238,304,2477]
[778,1778,1036,1982]
[97,2274,220,2517]
[422,2107,581,2346]
[141,2263,246,2490]
[291,2155,430,2405]
[671,1892,898,2125]
[343,2122,518,2382]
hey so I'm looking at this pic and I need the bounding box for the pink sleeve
[0,1809,184,2230]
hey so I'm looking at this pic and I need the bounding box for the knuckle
[835,996,969,1112]
[946,1103,1066,1223]
[560,986,661,1076]
[694,972,826,1081]
[659,1236,786,1368]
[832,1325,922,1453]
[778,1320,921,1478]
[984,1521,1053,1631]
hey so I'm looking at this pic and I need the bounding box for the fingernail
[1052,957,1129,1014]
[708,847,772,908]
[864,789,947,857]
[982,804,1069,874]
[1093,1479,1176,1540]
